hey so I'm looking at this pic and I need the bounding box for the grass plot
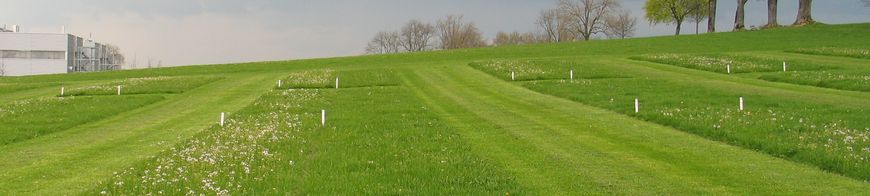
[630,53,832,73]
[788,47,870,59]
[63,76,222,96]
[0,95,165,145]
[519,77,870,180]
[469,59,631,81]
[759,70,870,92]
[93,86,520,195]
[277,69,399,89]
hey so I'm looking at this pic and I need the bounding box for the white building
[0,25,121,76]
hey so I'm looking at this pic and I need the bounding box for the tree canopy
[644,0,707,35]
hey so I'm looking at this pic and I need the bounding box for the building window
[30,51,65,59]
[1,50,29,58]
[0,50,65,59]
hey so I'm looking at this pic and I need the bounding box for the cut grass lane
[398,65,869,194]
[0,72,284,195]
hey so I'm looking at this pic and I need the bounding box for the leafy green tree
[734,0,748,30]
[644,0,707,35]
[707,0,717,33]
[793,0,814,26]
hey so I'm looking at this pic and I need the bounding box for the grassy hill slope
[0,23,868,194]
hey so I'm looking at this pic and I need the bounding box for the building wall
[0,33,69,76]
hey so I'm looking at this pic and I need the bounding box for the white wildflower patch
[280,69,335,88]
[97,88,323,195]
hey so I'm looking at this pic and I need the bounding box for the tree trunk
[793,0,814,26]
[675,21,682,35]
[764,0,778,28]
[734,0,747,31]
[696,22,700,34]
[708,0,717,33]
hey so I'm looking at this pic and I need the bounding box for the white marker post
[117,85,122,95]
[782,61,787,72]
[277,80,282,88]
[511,71,515,81]
[60,87,65,97]
[726,64,731,74]
[570,69,574,80]
[634,98,639,113]
[220,112,225,127]
[321,109,326,126]
[335,77,339,89]
[739,96,745,111]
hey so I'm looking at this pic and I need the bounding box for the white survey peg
[335,77,339,89]
[117,85,122,95]
[570,69,574,80]
[511,71,515,81]
[783,61,787,72]
[60,87,65,97]
[278,80,282,88]
[739,96,745,111]
[220,112,225,127]
[634,98,639,113]
[321,109,326,126]
[726,64,731,74]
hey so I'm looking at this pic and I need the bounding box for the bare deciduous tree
[558,0,620,41]
[436,15,487,50]
[365,31,401,54]
[604,9,637,39]
[105,44,126,70]
[494,31,545,46]
[536,9,573,42]
[400,20,435,52]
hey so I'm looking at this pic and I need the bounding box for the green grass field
[0,23,868,194]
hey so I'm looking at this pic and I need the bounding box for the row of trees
[365,0,640,54]
[365,0,856,54]
[365,15,487,54]
[645,0,819,35]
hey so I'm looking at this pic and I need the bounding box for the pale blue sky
[2,0,868,66]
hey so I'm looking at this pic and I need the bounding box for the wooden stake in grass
[60,87,65,97]
[739,96,745,111]
[634,98,639,113]
[726,64,731,74]
[117,85,122,95]
[335,77,340,89]
[511,71,515,81]
[321,109,326,126]
[782,61,787,72]
[277,80,282,88]
[220,112,225,127]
